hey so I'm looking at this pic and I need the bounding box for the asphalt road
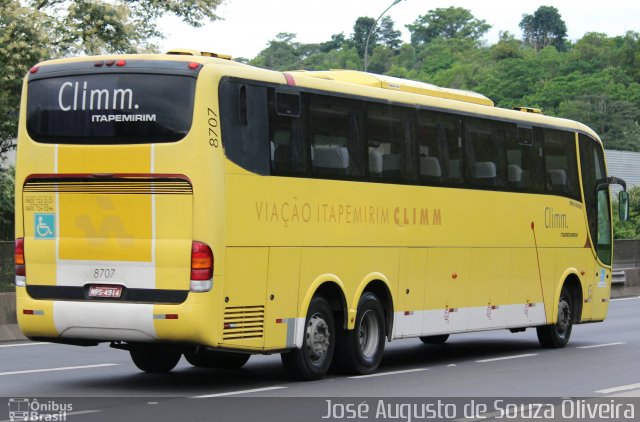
[1,297,639,422]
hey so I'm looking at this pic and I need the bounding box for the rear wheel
[185,350,250,369]
[335,292,386,375]
[419,334,449,344]
[281,296,335,380]
[129,345,181,373]
[537,285,574,348]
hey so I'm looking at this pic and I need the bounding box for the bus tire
[536,285,574,348]
[185,350,250,369]
[281,296,335,381]
[129,345,181,373]
[419,334,449,344]
[335,292,386,375]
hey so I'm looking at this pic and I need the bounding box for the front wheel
[129,345,181,373]
[335,292,386,375]
[185,350,250,369]
[537,285,574,348]
[281,296,335,380]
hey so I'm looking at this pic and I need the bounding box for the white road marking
[349,368,429,379]
[0,342,49,348]
[596,383,640,394]
[447,364,457,367]
[0,363,119,376]
[191,386,287,398]
[577,342,626,349]
[611,296,640,301]
[475,353,538,363]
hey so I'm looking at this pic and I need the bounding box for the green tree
[614,186,640,239]
[251,33,303,70]
[519,6,567,52]
[378,16,402,52]
[319,33,347,53]
[0,0,226,161]
[0,166,14,241]
[0,0,52,158]
[351,16,376,58]
[407,7,491,47]
[490,31,524,60]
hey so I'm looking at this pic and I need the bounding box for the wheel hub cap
[358,310,380,358]
[305,314,330,362]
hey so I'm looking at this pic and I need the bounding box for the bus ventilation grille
[23,177,193,195]
[223,306,265,340]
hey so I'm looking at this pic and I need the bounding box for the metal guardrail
[612,240,640,285]
[612,239,640,269]
[0,241,13,291]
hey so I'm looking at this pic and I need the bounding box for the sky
[158,0,640,59]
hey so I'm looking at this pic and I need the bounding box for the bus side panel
[394,248,427,338]
[592,264,612,320]
[508,248,545,327]
[264,247,301,349]
[467,248,512,330]
[423,248,470,335]
[220,247,268,350]
[153,290,218,345]
[580,249,595,321]
[538,248,558,323]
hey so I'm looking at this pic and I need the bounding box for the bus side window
[506,124,544,192]
[543,129,580,199]
[269,89,307,175]
[464,117,506,189]
[309,94,364,179]
[417,110,461,187]
[220,80,270,175]
[366,103,416,183]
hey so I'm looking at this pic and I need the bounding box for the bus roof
[290,70,494,107]
[27,50,603,146]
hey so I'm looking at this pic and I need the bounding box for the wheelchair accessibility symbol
[34,213,55,240]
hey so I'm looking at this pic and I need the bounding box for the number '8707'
[94,269,115,279]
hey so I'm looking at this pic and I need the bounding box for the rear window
[27,74,196,144]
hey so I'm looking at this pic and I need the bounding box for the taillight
[15,237,25,278]
[190,241,213,292]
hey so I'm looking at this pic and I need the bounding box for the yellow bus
[15,50,629,380]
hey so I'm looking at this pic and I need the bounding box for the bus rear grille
[23,175,192,195]
[223,306,265,340]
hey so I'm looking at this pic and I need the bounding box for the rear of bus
[14,54,228,370]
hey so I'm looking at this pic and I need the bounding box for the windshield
[27,73,196,144]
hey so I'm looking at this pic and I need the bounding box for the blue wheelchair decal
[34,213,55,240]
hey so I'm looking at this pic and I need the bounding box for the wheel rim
[556,296,572,337]
[358,310,380,358]
[305,312,330,364]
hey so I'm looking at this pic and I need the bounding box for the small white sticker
[598,269,606,288]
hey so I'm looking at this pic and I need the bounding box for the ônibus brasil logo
[8,398,72,421]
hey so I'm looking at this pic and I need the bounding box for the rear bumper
[16,286,219,345]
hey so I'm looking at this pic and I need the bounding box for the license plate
[88,285,123,298]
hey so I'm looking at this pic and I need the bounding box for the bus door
[579,135,613,320]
